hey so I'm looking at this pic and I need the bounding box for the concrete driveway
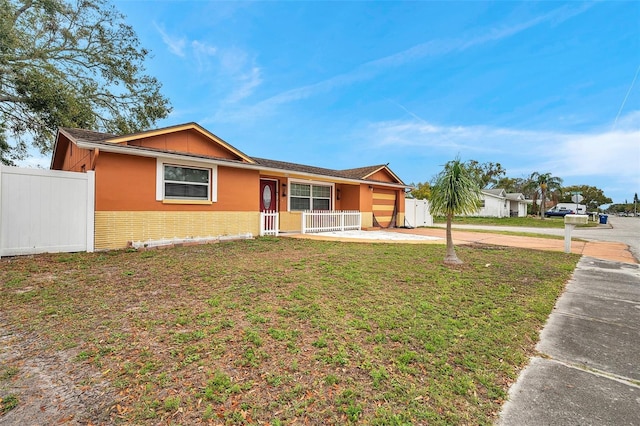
[430,215,639,262]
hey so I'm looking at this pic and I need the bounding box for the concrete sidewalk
[498,257,640,425]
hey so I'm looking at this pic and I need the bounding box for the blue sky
[27,1,640,205]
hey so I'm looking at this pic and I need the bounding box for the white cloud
[367,119,554,155]
[191,40,218,71]
[362,111,640,184]
[154,23,187,57]
[152,24,262,104]
[226,66,262,103]
[552,130,640,179]
[212,2,593,122]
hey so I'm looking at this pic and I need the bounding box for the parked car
[545,207,575,217]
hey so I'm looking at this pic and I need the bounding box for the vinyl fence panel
[404,199,432,228]
[0,166,94,257]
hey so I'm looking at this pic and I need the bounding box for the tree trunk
[444,213,462,265]
[540,188,546,220]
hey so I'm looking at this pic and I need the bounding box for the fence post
[86,171,95,253]
[0,165,3,258]
[274,212,279,236]
[260,212,264,236]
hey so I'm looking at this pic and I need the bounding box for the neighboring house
[472,189,528,218]
[51,123,408,250]
[506,193,528,217]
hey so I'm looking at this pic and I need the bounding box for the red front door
[260,180,277,212]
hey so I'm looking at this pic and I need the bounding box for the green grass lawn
[434,216,598,229]
[0,238,579,425]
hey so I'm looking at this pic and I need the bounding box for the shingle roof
[57,125,405,185]
[59,127,115,142]
[340,165,386,180]
[253,158,392,182]
[506,193,525,200]
[483,188,506,196]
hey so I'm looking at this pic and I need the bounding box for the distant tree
[429,158,482,265]
[524,172,563,219]
[494,177,526,194]
[559,185,613,211]
[0,0,172,164]
[466,160,506,189]
[407,182,431,200]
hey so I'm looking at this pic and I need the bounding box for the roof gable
[51,123,406,187]
[104,123,254,164]
[341,165,404,184]
[483,188,506,197]
[506,193,526,201]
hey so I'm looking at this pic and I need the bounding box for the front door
[259,180,278,236]
[260,180,277,212]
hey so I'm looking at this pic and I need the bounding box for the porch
[260,210,362,236]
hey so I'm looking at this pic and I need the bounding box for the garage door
[372,188,397,228]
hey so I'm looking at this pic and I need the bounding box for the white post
[563,214,588,253]
[564,223,576,253]
[0,165,3,258]
[86,171,95,252]
[301,211,306,234]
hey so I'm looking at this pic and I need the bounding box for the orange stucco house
[51,123,408,250]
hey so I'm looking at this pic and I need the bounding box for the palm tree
[430,158,482,265]
[525,172,563,219]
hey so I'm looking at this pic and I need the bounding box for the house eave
[75,140,409,189]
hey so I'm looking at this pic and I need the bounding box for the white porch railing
[260,211,279,236]
[301,210,361,234]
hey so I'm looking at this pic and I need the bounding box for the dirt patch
[0,314,116,425]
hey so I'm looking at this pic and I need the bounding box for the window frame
[156,158,218,204]
[288,179,334,212]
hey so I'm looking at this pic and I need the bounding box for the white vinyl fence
[0,166,95,257]
[260,210,279,236]
[301,210,361,233]
[404,199,432,228]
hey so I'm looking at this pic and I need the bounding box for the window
[156,159,217,203]
[480,200,486,208]
[164,165,210,200]
[290,182,332,211]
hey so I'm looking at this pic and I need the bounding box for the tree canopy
[0,0,171,164]
[466,160,506,189]
[407,181,431,200]
[524,172,563,218]
[559,185,612,210]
